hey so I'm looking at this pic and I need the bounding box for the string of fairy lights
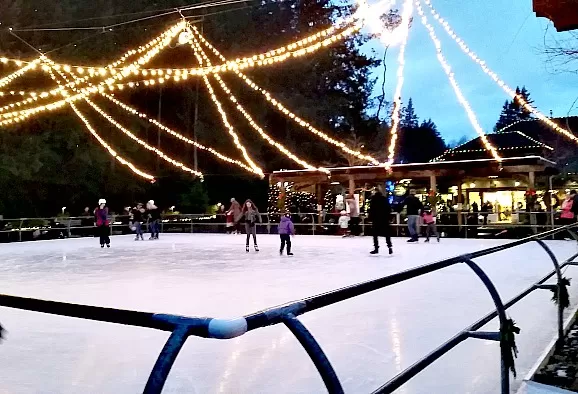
[0,0,569,182]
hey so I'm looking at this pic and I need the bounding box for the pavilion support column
[430,174,437,214]
[348,176,355,196]
[529,171,537,234]
[457,183,463,230]
[316,183,324,224]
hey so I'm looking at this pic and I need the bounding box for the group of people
[367,188,440,255]
[92,199,161,248]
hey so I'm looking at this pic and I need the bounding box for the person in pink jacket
[560,194,575,226]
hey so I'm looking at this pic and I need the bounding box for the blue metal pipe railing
[1,224,578,393]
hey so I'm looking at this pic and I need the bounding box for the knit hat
[98,199,106,205]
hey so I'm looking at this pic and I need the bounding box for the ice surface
[1,234,578,393]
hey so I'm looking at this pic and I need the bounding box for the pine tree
[494,86,534,131]
[401,98,419,128]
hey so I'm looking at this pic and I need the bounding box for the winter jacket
[94,207,109,226]
[422,212,436,224]
[243,208,262,225]
[561,199,575,219]
[405,195,423,216]
[229,201,242,222]
[346,197,359,217]
[368,192,391,228]
[148,207,161,221]
[278,216,295,235]
[572,195,578,215]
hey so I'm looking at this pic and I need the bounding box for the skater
[278,212,295,255]
[94,199,110,248]
[147,200,161,240]
[369,187,393,255]
[242,199,262,252]
[346,194,361,236]
[131,203,145,240]
[225,209,235,234]
[422,207,440,242]
[560,194,575,226]
[404,190,423,242]
[338,210,350,237]
[228,198,242,234]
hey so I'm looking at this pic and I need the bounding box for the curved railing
[1,225,578,393]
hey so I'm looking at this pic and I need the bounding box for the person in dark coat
[369,187,393,255]
[404,190,423,242]
[147,200,161,240]
[131,203,145,241]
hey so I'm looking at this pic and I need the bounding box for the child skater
[225,209,235,234]
[338,210,350,237]
[278,212,295,256]
[422,206,440,243]
[94,198,110,248]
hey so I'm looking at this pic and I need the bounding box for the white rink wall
[0,234,577,393]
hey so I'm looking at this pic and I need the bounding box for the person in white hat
[95,198,110,248]
[146,200,161,240]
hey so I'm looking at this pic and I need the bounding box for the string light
[415,0,501,162]
[422,0,578,144]
[0,22,357,124]
[184,32,263,177]
[83,97,203,178]
[190,25,379,165]
[44,59,201,180]
[385,0,413,167]
[0,59,40,89]
[100,92,259,174]
[188,27,328,174]
[0,23,185,123]
[44,63,155,181]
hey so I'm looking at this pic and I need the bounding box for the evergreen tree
[494,86,534,131]
[401,98,419,128]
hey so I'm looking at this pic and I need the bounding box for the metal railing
[1,225,578,393]
[0,211,571,242]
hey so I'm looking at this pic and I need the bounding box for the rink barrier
[0,211,569,241]
[1,225,578,393]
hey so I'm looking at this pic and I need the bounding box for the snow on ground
[0,234,578,393]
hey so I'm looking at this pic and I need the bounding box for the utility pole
[157,86,162,172]
[192,17,204,173]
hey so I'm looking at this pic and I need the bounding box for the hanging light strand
[0,59,40,90]
[187,26,329,174]
[385,0,413,167]
[0,23,185,124]
[184,27,263,177]
[100,92,258,174]
[190,25,379,165]
[422,0,577,144]
[415,0,501,161]
[44,62,155,180]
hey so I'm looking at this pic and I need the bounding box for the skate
[388,247,393,255]
[246,245,250,253]
[106,244,110,248]
[287,252,294,256]
[370,248,379,254]
[424,238,430,243]
[407,238,418,243]
[101,244,104,248]
[280,249,284,255]
[254,245,259,252]
[134,237,139,241]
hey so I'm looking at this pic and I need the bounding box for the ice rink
[1,233,578,393]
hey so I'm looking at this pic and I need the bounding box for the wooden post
[529,171,537,233]
[430,174,437,214]
[348,176,355,196]
[316,183,323,224]
[457,183,463,230]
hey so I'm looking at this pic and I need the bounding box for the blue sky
[364,0,578,143]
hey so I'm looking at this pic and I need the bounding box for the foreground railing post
[143,325,190,394]
[534,239,565,342]
[282,313,344,394]
[462,258,511,394]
